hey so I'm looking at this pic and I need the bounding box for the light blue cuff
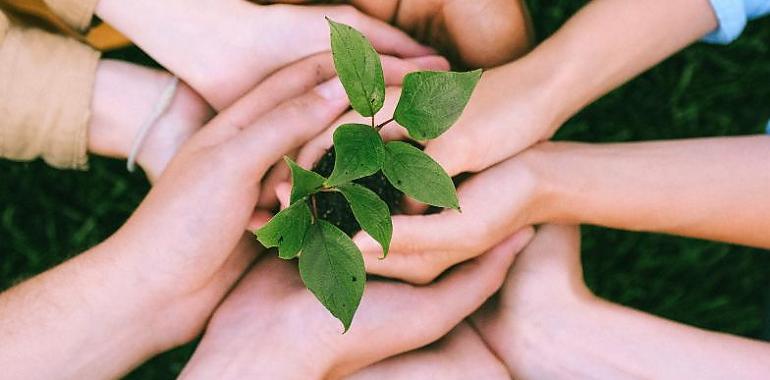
[703,0,748,44]
[766,120,770,135]
[703,0,770,44]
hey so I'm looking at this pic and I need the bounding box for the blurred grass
[1,1,770,377]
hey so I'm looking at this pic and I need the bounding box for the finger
[322,5,435,57]
[400,197,429,215]
[275,182,292,210]
[423,138,471,178]
[361,226,534,284]
[247,209,274,231]
[355,211,465,256]
[219,53,340,133]
[385,232,528,348]
[232,77,350,175]
[258,149,297,209]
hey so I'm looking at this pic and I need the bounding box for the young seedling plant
[255,18,481,332]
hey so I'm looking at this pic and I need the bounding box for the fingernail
[315,78,347,101]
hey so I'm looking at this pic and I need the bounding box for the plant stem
[309,195,318,222]
[371,115,376,129]
[375,117,395,131]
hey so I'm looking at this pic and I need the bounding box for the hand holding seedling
[256,19,482,330]
[179,234,529,380]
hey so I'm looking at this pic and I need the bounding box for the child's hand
[348,322,510,379]
[257,0,534,68]
[178,233,530,380]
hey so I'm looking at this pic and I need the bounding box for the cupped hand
[178,231,532,380]
[257,0,534,68]
[99,52,357,346]
[470,224,594,378]
[348,322,510,379]
[350,147,544,284]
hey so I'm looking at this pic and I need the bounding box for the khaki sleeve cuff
[0,14,100,170]
[43,0,99,32]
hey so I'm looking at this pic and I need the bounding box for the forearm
[509,0,718,129]
[530,136,770,248]
[507,298,770,379]
[0,246,166,379]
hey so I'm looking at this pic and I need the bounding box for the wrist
[88,60,174,161]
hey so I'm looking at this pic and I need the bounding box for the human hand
[348,322,510,379]
[96,0,434,110]
[178,230,532,380]
[112,51,444,347]
[340,145,546,284]
[257,0,534,68]
[470,224,593,378]
[88,60,213,183]
[96,52,359,349]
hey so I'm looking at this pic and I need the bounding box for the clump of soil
[312,148,403,236]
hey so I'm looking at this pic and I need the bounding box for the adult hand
[348,322,510,379]
[472,224,770,379]
[350,146,545,284]
[95,0,434,109]
[0,52,361,380]
[470,224,593,378]
[178,231,532,380]
[257,0,534,68]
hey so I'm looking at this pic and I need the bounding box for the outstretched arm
[473,225,770,379]
[531,136,770,249]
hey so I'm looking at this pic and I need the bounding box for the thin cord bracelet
[126,76,180,173]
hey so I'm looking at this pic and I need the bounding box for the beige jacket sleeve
[0,1,99,170]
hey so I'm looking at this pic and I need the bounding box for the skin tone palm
[472,224,770,379]
[178,231,532,380]
[0,53,442,379]
[93,0,435,110]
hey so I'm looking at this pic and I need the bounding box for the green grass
[2,1,770,377]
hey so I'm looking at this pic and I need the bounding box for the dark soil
[312,148,403,236]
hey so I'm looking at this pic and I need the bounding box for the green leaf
[327,18,385,117]
[254,201,312,260]
[382,141,459,210]
[327,124,385,186]
[394,70,483,140]
[299,221,366,332]
[338,183,392,257]
[285,157,326,204]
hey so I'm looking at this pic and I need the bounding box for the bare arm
[532,136,770,248]
[474,225,770,380]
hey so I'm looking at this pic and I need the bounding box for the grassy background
[2,1,769,377]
